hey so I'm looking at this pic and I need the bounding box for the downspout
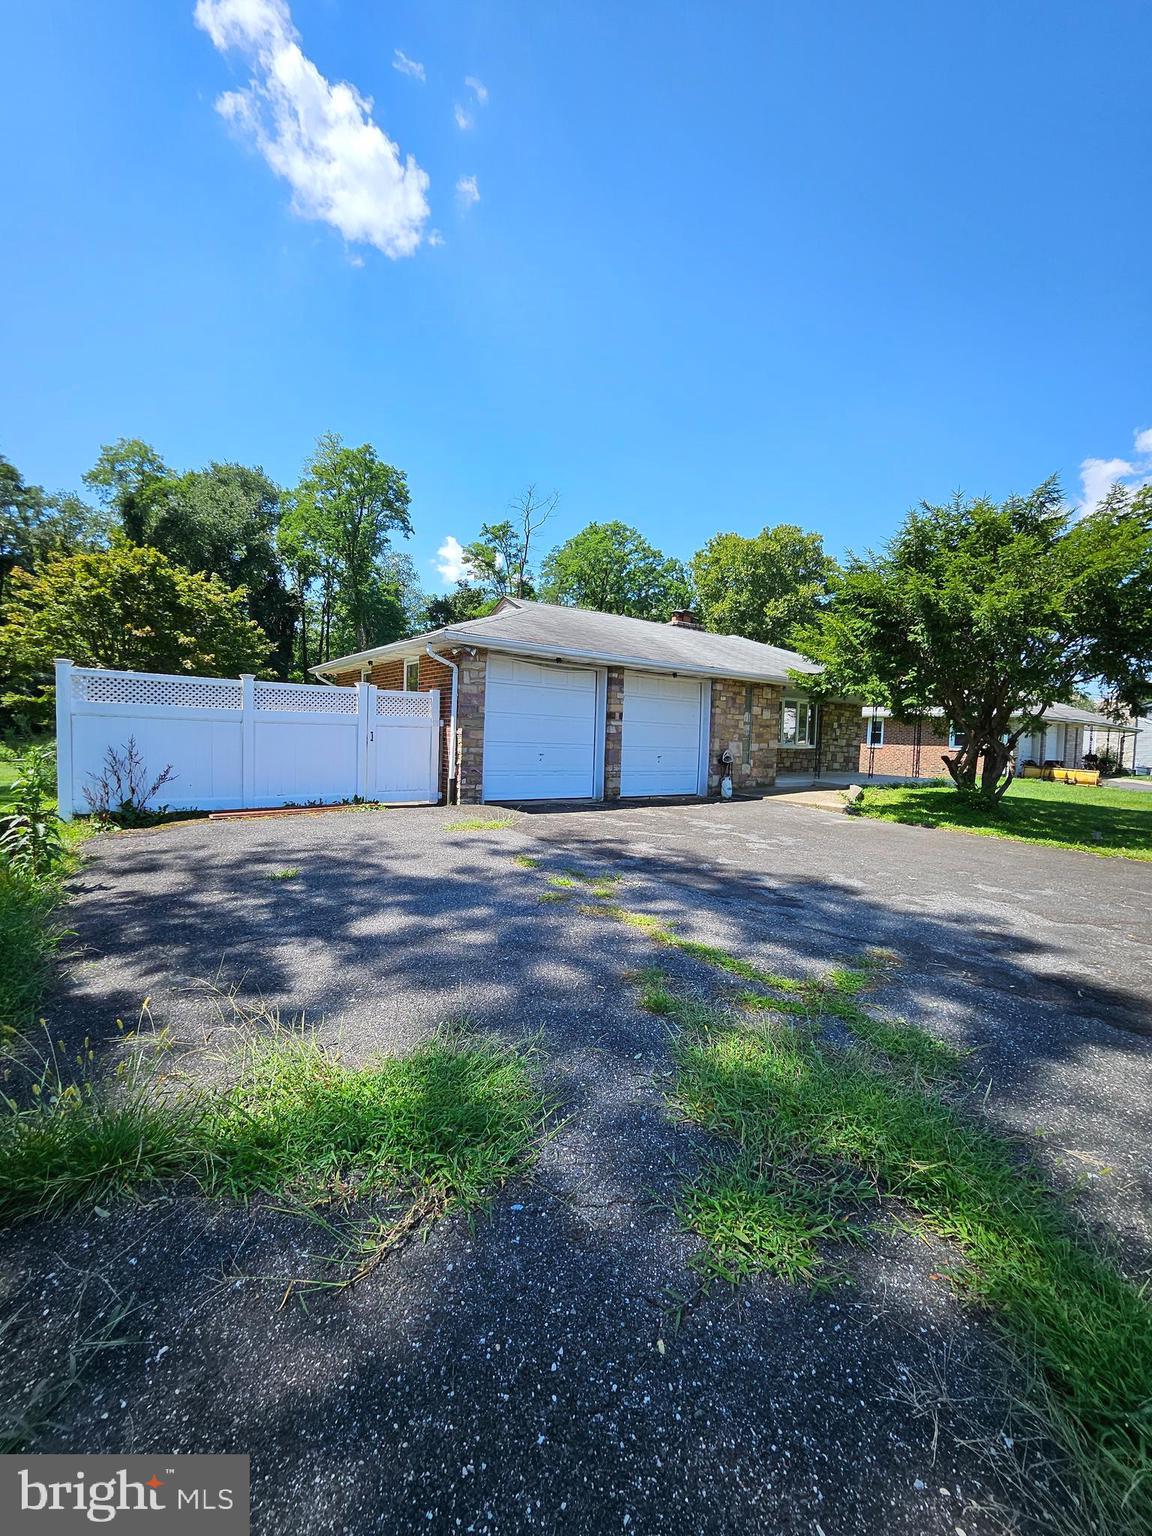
[426,644,459,803]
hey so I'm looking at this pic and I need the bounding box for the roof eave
[312,630,824,686]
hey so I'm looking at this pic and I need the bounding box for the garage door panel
[621,672,703,797]
[483,656,599,800]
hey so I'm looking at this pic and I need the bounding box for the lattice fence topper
[73,670,243,710]
[254,680,358,714]
[376,690,437,718]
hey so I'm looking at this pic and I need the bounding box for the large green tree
[794,478,1152,798]
[129,462,294,675]
[539,521,691,619]
[1,456,109,603]
[0,540,270,684]
[286,435,413,655]
[691,524,837,644]
[83,437,170,538]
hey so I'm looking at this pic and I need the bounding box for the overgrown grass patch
[0,1027,548,1229]
[0,870,69,1044]
[263,867,300,882]
[670,1014,1152,1534]
[446,818,515,832]
[857,777,1152,861]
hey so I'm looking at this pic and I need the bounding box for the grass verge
[855,777,1152,861]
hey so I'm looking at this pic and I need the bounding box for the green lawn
[856,776,1152,860]
[0,739,57,814]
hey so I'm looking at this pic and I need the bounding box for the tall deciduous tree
[1,456,109,603]
[539,521,691,619]
[288,435,413,653]
[691,525,837,644]
[794,479,1152,798]
[0,541,270,684]
[83,438,170,537]
[129,463,294,676]
[463,485,558,601]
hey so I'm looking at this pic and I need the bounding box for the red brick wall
[857,716,953,778]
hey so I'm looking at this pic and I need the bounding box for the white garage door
[483,655,600,800]
[621,672,704,797]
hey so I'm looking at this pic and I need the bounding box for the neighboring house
[858,703,1140,779]
[313,598,862,804]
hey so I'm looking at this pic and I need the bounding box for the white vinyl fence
[54,660,441,819]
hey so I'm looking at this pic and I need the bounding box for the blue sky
[2,0,1150,592]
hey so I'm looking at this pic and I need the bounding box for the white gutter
[426,644,459,799]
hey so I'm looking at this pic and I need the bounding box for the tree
[691,525,837,644]
[287,435,413,653]
[83,437,170,538]
[1,456,109,603]
[0,540,270,686]
[129,462,294,676]
[539,521,691,619]
[424,582,496,629]
[463,485,558,601]
[794,478,1152,799]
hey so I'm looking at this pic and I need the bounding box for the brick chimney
[668,609,703,630]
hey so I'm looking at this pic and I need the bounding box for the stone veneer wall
[708,680,782,791]
[817,700,863,775]
[604,668,624,798]
[455,649,488,804]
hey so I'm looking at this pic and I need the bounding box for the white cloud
[453,103,473,131]
[392,48,425,82]
[435,535,473,584]
[1078,425,1152,512]
[456,174,480,208]
[194,0,431,259]
[465,75,488,105]
[427,229,445,247]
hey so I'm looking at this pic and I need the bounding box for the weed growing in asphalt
[0,1018,548,1230]
[446,818,515,832]
[513,854,540,869]
[610,917,1150,1536]
[539,889,574,905]
[263,868,300,881]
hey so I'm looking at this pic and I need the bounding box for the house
[312,598,862,804]
[858,703,1140,779]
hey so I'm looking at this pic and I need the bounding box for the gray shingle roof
[314,598,822,685]
[859,702,1136,731]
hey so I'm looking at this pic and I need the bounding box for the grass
[856,776,1152,860]
[627,919,1151,1535]
[0,1024,548,1228]
[446,818,515,832]
[671,1019,1152,1532]
[263,867,300,881]
[0,870,70,1043]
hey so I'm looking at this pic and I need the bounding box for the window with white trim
[864,715,884,747]
[780,698,818,748]
[404,658,420,692]
[948,724,967,750]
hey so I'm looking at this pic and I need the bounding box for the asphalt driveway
[3,797,1150,1535]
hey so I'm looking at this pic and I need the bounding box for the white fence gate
[54,660,440,818]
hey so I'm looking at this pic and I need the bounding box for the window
[948,725,967,750]
[864,715,885,747]
[780,698,818,748]
[404,658,420,692]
